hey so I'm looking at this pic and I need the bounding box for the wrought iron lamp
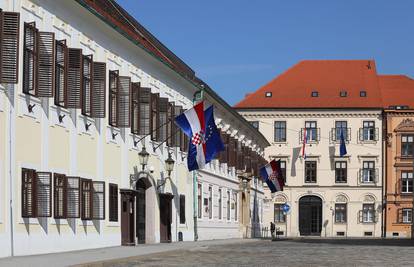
[138,146,149,171]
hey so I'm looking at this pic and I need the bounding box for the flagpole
[152,128,182,151]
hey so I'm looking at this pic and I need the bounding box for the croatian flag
[260,160,284,193]
[175,102,206,171]
[301,128,307,159]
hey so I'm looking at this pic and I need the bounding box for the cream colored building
[236,60,385,238]
[0,0,267,257]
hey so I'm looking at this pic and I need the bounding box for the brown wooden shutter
[158,97,168,142]
[80,179,92,220]
[54,173,67,219]
[67,48,82,108]
[109,70,119,127]
[36,172,52,217]
[92,181,105,220]
[219,132,228,163]
[54,40,67,107]
[228,137,236,167]
[0,11,19,84]
[66,176,80,218]
[81,54,92,116]
[91,62,106,118]
[173,105,182,147]
[109,183,118,222]
[22,168,37,218]
[37,31,55,97]
[139,87,151,135]
[151,93,159,141]
[23,22,38,96]
[167,102,175,146]
[180,108,187,152]
[131,82,140,135]
[117,76,131,127]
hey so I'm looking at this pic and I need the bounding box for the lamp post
[157,152,175,191]
[138,146,149,171]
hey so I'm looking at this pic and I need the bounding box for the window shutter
[37,31,55,97]
[117,76,131,127]
[139,87,151,135]
[151,93,159,141]
[67,48,82,108]
[23,22,38,96]
[109,183,118,222]
[219,132,228,163]
[91,62,106,118]
[80,179,93,220]
[54,173,67,219]
[158,97,168,142]
[92,181,105,220]
[36,172,52,217]
[81,54,92,116]
[67,176,80,218]
[55,40,67,107]
[109,70,119,127]
[173,106,182,147]
[167,102,174,146]
[0,11,20,84]
[21,168,37,218]
[131,82,140,135]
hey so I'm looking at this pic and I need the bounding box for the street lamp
[138,146,149,171]
[242,178,249,191]
[165,152,175,177]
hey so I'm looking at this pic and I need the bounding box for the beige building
[236,60,385,237]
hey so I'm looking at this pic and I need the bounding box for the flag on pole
[174,101,206,171]
[301,128,307,159]
[260,160,284,193]
[340,129,347,157]
[204,105,224,163]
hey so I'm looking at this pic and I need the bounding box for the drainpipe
[382,111,386,238]
[193,171,198,241]
[8,84,14,256]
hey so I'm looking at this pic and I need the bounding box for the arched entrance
[299,195,322,236]
[136,179,148,244]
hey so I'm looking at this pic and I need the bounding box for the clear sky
[117,0,414,106]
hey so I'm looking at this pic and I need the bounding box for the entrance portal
[121,190,135,246]
[299,195,322,236]
[159,193,173,243]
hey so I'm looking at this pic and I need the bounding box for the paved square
[86,239,414,267]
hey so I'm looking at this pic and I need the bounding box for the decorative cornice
[240,112,382,119]
[394,118,414,132]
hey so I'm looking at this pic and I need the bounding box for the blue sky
[117,0,414,105]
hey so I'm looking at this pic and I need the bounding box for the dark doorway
[136,179,146,244]
[121,190,135,246]
[159,193,174,243]
[299,195,322,236]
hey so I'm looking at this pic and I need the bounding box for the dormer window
[311,91,319,97]
[340,91,347,97]
[265,92,272,98]
[360,91,367,97]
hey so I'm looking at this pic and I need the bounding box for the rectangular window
[92,181,105,220]
[23,22,38,96]
[233,192,238,221]
[21,169,52,218]
[0,11,20,84]
[54,173,67,219]
[305,161,317,183]
[362,204,375,223]
[179,195,185,224]
[173,106,182,147]
[227,190,231,220]
[109,183,118,222]
[109,70,131,127]
[66,48,82,108]
[401,135,414,157]
[167,103,175,146]
[274,121,286,142]
[335,121,348,141]
[402,208,412,223]
[401,171,413,193]
[151,93,159,141]
[362,161,375,183]
[335,161,347,183]
[304,121,318,142]
[91,62,106,118]
[138,87,151,135]
[80,179,92,220]
[280,160,287,183]
[55,40,67,107]
[158,97,169,142]
[197,184,202,219]
[66,176,80,218]
[274,204,286,223]
[335,203,347,223]
[218,189,222,220]
[21,168,36,218]
[362,121,376,141]
[208,186,213,219]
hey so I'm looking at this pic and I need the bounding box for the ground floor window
[335,203,347,223]
[274,204,286,223]
[361,204,375,223]
[402,208,412,223]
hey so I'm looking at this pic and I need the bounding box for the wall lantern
[138,146,150,170]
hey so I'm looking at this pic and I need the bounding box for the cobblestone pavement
[83,239,414,267]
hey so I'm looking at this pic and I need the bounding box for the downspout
[382,111,386,238]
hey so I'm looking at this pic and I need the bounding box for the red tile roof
[378,75,414,109]
[234,60,408,109]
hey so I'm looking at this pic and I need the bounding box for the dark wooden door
[121,192,135,246]
[160,194,173,243]
[136,188,146,244]
[299,196,322,236]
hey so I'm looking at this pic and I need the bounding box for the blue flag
[204,105,225,163]
[340,129,347,157]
